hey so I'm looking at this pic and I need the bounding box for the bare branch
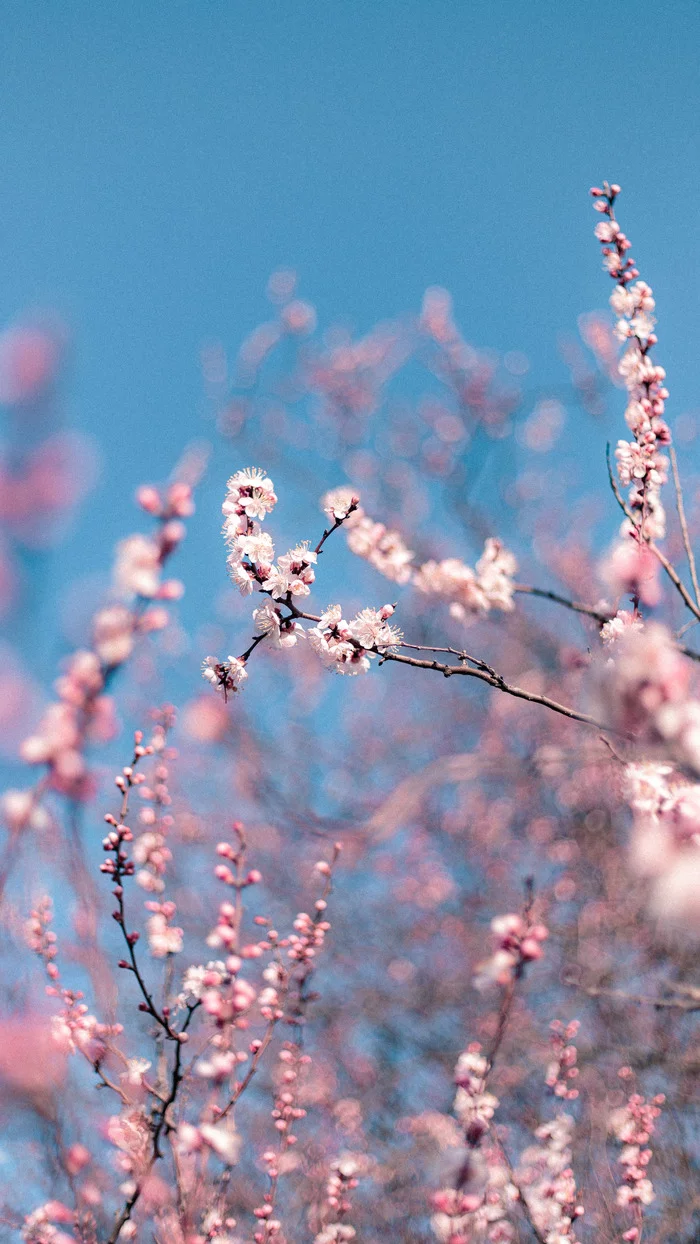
[670,444,700,607]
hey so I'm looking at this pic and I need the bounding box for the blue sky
[1,0,700,673]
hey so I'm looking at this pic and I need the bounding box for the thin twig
[379,650,611,731]
[509,578,700,663]
[670,444,700,607]
[567,977,700,1013]
[515,584,611,624]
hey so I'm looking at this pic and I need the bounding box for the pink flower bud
[136,485,163,516]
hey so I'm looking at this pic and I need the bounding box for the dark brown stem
[515,583,612,624]
[379,650,609,731]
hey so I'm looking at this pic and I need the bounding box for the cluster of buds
[25,895,58,980]
[6,484,192,834]
[135,479,195,521]
[197,927,258,1021]
[131,718,173,894]
[312,1155,367,1244]
[545,1020,580,1100]
[19,649,116,798]
[285,847,340,969]
[591,183,670,554]
[105,719,184,958]
[187,834,281,1077]
[287,908,330,965]
[253,1044,312,1242]
[512,1023,584,1243]
[609,1072,665,1237]
[473,911,549,990]
[29,897,121,1060]
[344,513,414,584]
[49,985,119,1060]
[250,851,339,1241]
[101,735,173,968]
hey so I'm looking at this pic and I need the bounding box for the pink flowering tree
[0,183,698,1244]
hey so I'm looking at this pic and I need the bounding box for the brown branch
[515,583,612,625]
[218,1009,281,1121]
[379,650,610,731]
[567,976,700,1013]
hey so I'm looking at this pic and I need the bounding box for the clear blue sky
[1,0,699,669]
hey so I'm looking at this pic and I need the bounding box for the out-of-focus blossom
[0,322,63,406]
[415,539,517,623]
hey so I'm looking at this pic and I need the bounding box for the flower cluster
[202,654,249,698]
[223,467,278,594]
[308,604,402,675]
[345,512,414,585]
[600,608,644,647]
[253,600,303,649]
[517,1113,583,1244]
[591,182,670,545]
